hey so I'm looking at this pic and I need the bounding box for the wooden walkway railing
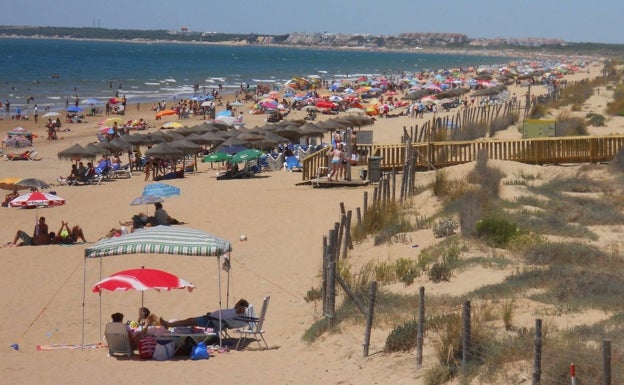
[301,136,624,180]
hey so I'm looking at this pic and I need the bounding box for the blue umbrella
[216,110,232,117]
[130,195,164,206]
[142,183,181,198]
[67,105,82,113]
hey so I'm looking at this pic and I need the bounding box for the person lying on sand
[159,299,252,332]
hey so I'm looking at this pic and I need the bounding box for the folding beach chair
[104,322,133,357]
[235,296,270,350]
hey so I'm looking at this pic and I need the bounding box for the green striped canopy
[85,226,232,258]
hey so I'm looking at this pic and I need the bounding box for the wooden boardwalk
[301,135,624,181]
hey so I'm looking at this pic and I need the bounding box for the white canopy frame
[82,226,233,348]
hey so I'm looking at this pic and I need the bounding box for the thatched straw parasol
[57,143,96,164]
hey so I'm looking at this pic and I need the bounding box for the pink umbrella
[92,268,195,293]
[9,191,65,208]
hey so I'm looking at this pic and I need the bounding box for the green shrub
[394,258,420,286]
[528,104,548,119]
[433,217,459,238]
[476,216,519,248]
[384,319,419,352]
[585,112,606,126]
[427,243,460,282]
[556,111,588,136]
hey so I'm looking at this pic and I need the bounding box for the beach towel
[36,343,104,350]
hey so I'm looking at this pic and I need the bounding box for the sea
[0,38,514,113]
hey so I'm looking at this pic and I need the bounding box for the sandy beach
[1,61,621,385]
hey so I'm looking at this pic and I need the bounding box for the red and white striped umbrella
[9,191,65,208]
[92,268,195,293]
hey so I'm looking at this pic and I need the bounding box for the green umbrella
[202,152,232,163]
[230,149,263,163]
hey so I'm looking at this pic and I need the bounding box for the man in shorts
[10,216,49,246]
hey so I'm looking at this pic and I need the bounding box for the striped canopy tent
[82,226,232,347]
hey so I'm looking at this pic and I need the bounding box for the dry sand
[0,62,621,385]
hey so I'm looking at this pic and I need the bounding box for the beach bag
[139,337,157,359]
[190,341,209,360]
[153,340,175,361]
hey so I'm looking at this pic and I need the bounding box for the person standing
[33,104,38,123]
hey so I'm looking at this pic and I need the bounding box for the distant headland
[1,25,623,57]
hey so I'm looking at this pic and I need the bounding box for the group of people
[8,217,87,246]
[107,299,253,349]
[106,202,179,238]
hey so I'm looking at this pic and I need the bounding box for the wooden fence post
[532,319,542,385]
[363,281,377,357]
[321,235,328,315]
[363,191,368,218]
[462,300,471,371]
[603,339,611,385]
[326,229,337,328]
[416,286,425,369]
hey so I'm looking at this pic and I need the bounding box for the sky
[1,0,623,44]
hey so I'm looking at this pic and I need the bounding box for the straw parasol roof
[144,142,185,158]
[57,143,96,161]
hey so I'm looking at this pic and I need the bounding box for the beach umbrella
[130,195,163,206]
[15,178,50,190]
[216,144,249,155]
[92,267,195,293]
[142,183,181,198]
[82,98,100,105]
[144,142,185,158]
[9,191,65,208]
[346,107,365,114]
[184,133,213,146]
[0,177,26,191]
[57,143,96,163]
[67,105,82,113]
[230,148,263,163]
[230,100,244,107]
[218,136,249,147]
[42,111,60,118]
[130,194,163,215]
[214,116,238,126]
[202,152,232,163]
[161,121,184,129]
[99,117,123,126]
[156,109,177,118]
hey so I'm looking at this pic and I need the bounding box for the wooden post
[603,339,611,385]
[462,300,471,371]
[391,169,396,202]
[363,281,377,357]
[416,286,425,369]
[321,235,328,315]
[373,186,378,204]
[532,319,542,385]
[333,221,341,263]
[356,207,362,228]
[345,210,353,250]
[363,191,368,218]
[326,229,337,328]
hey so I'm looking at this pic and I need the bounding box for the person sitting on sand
[50,220,87,244]
[159,299,252,332]
[2,188,19,207]
[10,216,49,246]
[135,307,161,340]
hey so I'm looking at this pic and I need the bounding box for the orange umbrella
[156,109,177,118]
